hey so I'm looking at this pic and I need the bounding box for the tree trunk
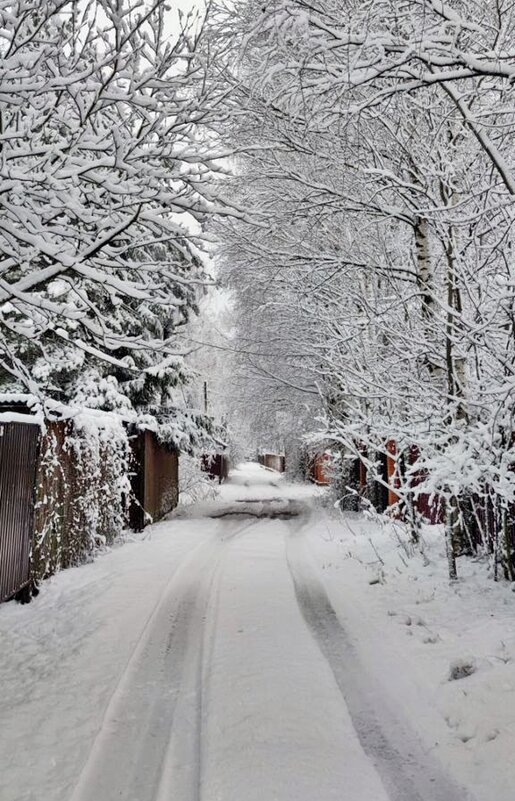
[445,495,459,580]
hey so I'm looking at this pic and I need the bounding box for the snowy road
[69,507,392,801]
[0,464,476,801]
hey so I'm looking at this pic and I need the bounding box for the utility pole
[203,381,208,414]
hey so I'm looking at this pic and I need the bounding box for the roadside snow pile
[307,510,515,801]
[206,497,304,519]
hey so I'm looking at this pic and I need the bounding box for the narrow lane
[70,502,392,801]
[196,509,392,801]
[69,519,256,801]
[1,467,479,801]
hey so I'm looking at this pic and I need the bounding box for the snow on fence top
[0,393,150,438]
[0,394,191,453]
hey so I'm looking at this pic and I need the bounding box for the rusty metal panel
[144,431,178,522]
[0,422,39,602]
[129,430,179,529]
[201,453,230,483]
[261,453,285,473]
[128,430,146,531]
[386,439,400,507]
[311,452,333,485]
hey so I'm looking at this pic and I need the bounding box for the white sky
[174,0,202,10]
[166,0,205,38]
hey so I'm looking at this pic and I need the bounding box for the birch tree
[211,0,515,579]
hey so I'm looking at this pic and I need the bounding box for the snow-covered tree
[0,0,232,447]
[210,0,515,579]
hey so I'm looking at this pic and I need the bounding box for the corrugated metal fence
[0,419,179,603]
[201,453,230,484]
[0,422,39,602]
[258,453,286,472]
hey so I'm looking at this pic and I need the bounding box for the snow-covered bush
[32,414,130,582]
[178,455,220,507]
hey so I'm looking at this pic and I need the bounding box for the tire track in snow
[69,518,256,801]
[153,517,235,801]
[286,529,476,801]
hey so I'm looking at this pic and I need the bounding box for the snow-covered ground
[0,463,513,801]
[309,511,515,801]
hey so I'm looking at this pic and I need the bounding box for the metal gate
[129,430,179,531]
[0,421,39,602]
